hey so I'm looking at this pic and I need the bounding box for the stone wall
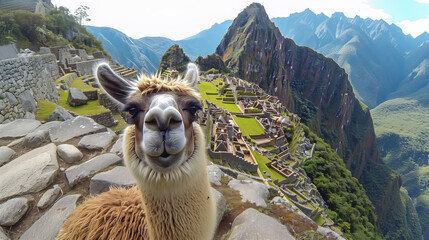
[98,92,121,112]
[208,149,258,172]
[0,54,59,123]
[88,111,117,127]
[73,59,104,76]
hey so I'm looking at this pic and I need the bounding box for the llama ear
[95,63,134,104]
[183,63,199,87]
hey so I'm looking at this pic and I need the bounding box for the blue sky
[51,0,429,39]
[374,0,429,22]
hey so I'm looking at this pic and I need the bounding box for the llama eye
[128,107,140,118]
[188,105,201,115]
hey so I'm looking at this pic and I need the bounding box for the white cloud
[396,18,429,37]
[51,0,391,40]
[414,0,429,3]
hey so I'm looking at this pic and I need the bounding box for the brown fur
[57,187,148,239]
[136,75,200,99]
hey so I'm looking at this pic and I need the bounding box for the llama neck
[139,173,215,240]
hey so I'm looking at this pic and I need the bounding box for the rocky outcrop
[229,208,295,240]
[195,53,229,73]
[157,44,190,74]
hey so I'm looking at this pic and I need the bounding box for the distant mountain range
[272,10,429,108]
[86,20,231,74]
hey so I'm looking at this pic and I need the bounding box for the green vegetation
[157,44,190,74]
[196,81,241,112]
[0,7,109,56]
[35,99,58,121]
[195,53,229,74]
[301,125,379,239]
[232,115,264,136]
[249,148,285,182]
[372,95,429,238]
[111,112,128,132]
[70,77,98,91]
[247,108,262,113]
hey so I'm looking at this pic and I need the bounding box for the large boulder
[65,153,122,187]
[0,119,41,139]
[57,144,83,164]
[18,90,37,113]
[23,130,49,148]
[229,208,295,240]
[0,146,15,167]
[212,188,226,229]
[228,179,269,207]
[77,130,116,151]
[67,88,88,106]
[20,194,81,240]
[0,197,29,227]
[49,116,106,143]
[0,143,58,202]
[90,166,136,195]
[208,164,224,186]
[48,106,73,122]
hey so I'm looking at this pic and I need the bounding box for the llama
[57,63,216,240]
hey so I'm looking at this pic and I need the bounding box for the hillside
[215,3,421,239]
[372,94,429,238]
[86,20,232,74]
[272,9,429,108]
[0,7,108,57]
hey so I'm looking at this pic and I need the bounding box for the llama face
[96,63,202,175]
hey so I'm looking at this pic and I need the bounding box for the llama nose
[145,107,183,131]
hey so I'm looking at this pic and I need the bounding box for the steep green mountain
[157,44,190,74]
[86,20,232,74]
[272,10,429,108]
[215,3,421,239]
[195,53,229,73]
[372,94,429,239]
[0,7,108,56]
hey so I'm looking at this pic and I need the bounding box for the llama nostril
[160,130,166,140]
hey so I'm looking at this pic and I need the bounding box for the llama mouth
[160,150,170,158]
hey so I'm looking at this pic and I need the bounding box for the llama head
[96,63,204,188]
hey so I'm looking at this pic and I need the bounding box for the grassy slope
[371,95,429,239]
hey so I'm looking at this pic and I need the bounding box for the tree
[74,5,90,25]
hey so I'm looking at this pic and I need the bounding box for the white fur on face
[141,94,187,170]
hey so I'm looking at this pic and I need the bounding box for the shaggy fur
[56,187,148,239]
[57,64,216,240]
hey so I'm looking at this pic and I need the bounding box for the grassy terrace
[196,81,241,112]
[232,115,264,136]
[250,148,285,182]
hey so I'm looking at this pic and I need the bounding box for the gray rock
[229,208,295,240]
[0,146,15,167]
[4,92,17,106]
[0,119,41,139]
[23,130,49,148]
[90,166,136,195]
[0,100,5,111]
[0,143,58,201]
[109,134,123,156]
[208,164,223,186]
[228,179,269,207]
[0,197,29,227]
[317,227,345,240]
[49,116,106,143]
[33,121,61,133]
[0,226,9,240]
[47,106,73,122]
[37,185,61,210]
[18,90,36,112]
[212,188,226,229]
[57,144,83,164]
[65,153,122,187]
[20,194,81,240]
[24,111,35,120]
[67,88,88,106]
[78,130,116,151]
